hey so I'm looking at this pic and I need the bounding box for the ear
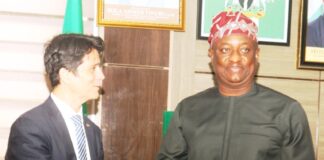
[208,48,214,58]
[58,68,73,85]
[255,47,260,60]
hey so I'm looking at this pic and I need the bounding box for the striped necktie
[71,115,88,160]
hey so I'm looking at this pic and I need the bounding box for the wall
[169,0,323,159]
[0,0,96,159]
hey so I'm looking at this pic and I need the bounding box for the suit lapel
[84,117,97,160]
[44,97,76,159]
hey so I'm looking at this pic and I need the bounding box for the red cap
[208,11,258,45]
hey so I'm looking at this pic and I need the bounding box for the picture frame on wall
[197,0,292,46]
[298,0,324,70]
[97,0,185,31]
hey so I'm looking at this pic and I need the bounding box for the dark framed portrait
[298,0,324,70]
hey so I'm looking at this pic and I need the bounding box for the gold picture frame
[97,0,185,31]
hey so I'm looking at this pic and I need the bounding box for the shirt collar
[50,93,83,119]
[216,82,258,98]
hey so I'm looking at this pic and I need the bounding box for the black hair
[44,34,104,88]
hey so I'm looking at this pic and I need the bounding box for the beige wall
[169,0,323,159]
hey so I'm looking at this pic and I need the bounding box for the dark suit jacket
[307,15,324,47]
[5,97,104,160]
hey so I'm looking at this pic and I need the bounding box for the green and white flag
[63,0,83,34]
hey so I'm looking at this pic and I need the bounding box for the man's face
[70,49,105,101]
[209,34,259,90]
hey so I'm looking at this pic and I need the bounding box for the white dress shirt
[51,93,91,160]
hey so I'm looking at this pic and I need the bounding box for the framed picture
[197,0,292,46]
[298,0,324,70]
[97,0,185,31]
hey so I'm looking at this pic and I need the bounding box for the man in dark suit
[306,0,324,47]
[5,34,105,160]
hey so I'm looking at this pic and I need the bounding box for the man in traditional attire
[157,11,315,160]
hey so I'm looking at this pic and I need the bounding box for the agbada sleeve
[156,103,188,160]
[281,102,315,160]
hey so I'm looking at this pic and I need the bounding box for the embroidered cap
[208,11,258,45]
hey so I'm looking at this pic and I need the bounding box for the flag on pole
[63,0,88,116]
[63,0,83,34]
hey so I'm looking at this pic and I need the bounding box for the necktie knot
[71,115,83,126]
